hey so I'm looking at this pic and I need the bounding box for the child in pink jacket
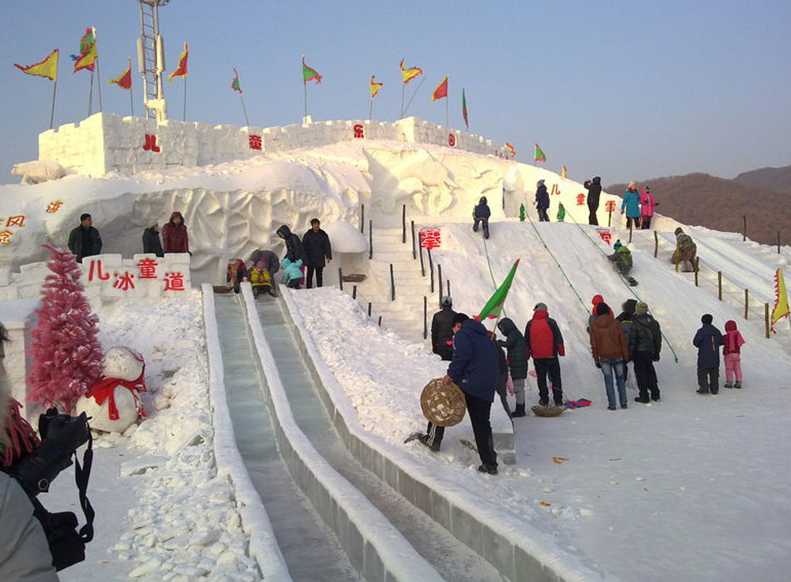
[723,320,745,388]
[639,186,657,229]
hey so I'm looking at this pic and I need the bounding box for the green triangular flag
[534,143,546,162]
[478,259,520,320]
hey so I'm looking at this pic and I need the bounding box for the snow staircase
[356,227,437,344]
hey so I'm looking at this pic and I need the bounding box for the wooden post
[419,239,425,277]
[447,280,451,299]
[744,289,749,320]
[718,271,722,301]
[765,303,770,338]
[338,267,343,291]
[368,220,373,259]
[402,204,406,244]
[608,209,612,227]
[352,285,357,300]
[628,221,633,244]
[390,263,395,301]
[368,302,372,317]
[423,296,428,340]
[411,220,416,260]
[675,261,679,273]
[428,248,435,294]
[778,231,782,254]
[694,257,700,287]
[654,230,659,258]
[743,215,747,242]
[360,204,365,233]
[438,264,443,304]
[378,316,382,327]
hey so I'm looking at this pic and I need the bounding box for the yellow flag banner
[771,268,789,332]
[14,49,59,81]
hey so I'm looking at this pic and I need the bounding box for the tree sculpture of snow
[29,245,103,413]
[76,346,147,433]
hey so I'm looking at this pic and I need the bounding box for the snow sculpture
[321,221,368,253]
[77,346,147,433]
[11,160,67,184]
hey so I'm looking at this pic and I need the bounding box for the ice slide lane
[250,292,507,582]
[212,293,359,581]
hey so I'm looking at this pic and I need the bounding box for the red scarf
[86,360,148,421]
[2,397,41,467]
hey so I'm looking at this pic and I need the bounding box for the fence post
[419,238,425,277]
[718,271,722,301]
[423,296,428,340]
[352,285,357,300]
[360,203,365,233]
[654,230,659,258]
[778,231,782,254]
[744,289,749,320]
[428,248,435,294]
[411,220,416,260]
[765,303,770,338]
[338,267,343,291]
[390,263,395,301]
[608,209,612,227]
[378,316,382,327]
[694,257,700,287]
[447,280,451,299]
[368,302,372,317]
[402,204,406,244]
[743,215,747,242]
[438,264,443,304]
[628,221,633,244]
[368,220,373,259]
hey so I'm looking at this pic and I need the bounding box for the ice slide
[209,288,503,581]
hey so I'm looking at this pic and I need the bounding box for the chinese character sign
[420,228,441,250]
[81,254,190,300]
[576,193,586,206]
[605,200,616,213]
[550,184,561,196]
[46,201,64,214]
[596,229,612,245]
[248,135,262,150]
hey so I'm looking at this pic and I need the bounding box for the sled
[620,274,639,286]
[531,404,566,417]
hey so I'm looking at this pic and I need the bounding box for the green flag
[302,56,322,84]
[534,143,546,162]
[462,87,468,129]
[478,259,520,320]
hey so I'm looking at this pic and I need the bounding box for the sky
[1,0,790,185]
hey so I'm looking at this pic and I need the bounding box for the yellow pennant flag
[771,268,789,332]
[74,41,97,72]
[561,165,567,178]
[14,49,59,81]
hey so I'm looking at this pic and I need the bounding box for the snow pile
[56,292,259,582]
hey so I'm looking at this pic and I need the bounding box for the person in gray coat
[67,213,102,263]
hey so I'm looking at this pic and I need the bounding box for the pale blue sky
[1,0,789,184]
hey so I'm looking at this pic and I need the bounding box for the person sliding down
[472,196,491,239]
[608,240,636,286]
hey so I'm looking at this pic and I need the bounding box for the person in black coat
[302,218,332,288]
[693,314,723,394]
[276,225,304,263]
[431,296,457,361]
[472,196,491,239]
[535,180,550,222]
[627,302,662,403]
[67,213,102,263]
[496,317,528,417]
[142,220,164,257]
[583,176,602,225]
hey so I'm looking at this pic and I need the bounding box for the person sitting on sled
[608,240,633,276]
[249,261,275,298]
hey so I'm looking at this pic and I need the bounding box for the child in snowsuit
[281,258,304,289]
[524,302,565,406]
[608,241,633,276]
[249,261,274,298]
[496,318,528,417]
[472,196,491,239]
[639,186,657,229]
[672,227,698,272]
[723,320,745,389]
[621,182,641,230]
[535,180,550,222]
[226,259,247,294]
[693,314,723,394]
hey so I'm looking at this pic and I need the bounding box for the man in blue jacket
[693,314,723,394]
[443,313,500,474]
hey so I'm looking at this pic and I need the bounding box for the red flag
[168,42,188,83]
[108,63,132,90]
[431,76,448,102]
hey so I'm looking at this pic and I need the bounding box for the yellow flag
[14,49,59,81]
[74,41,98,72]
[561,165,567,178]
[771,268,789,332]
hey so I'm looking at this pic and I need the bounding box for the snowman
[76,347,148,433]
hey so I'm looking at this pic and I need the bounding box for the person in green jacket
[608,240,633,276]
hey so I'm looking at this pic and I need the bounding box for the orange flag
[168,43,189,83]
[370,75,383,99]
[431,76,448,102]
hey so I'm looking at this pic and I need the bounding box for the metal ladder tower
[136,0,170,121]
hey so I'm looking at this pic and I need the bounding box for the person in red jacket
[524,302,565,406]
[162,211,190,254]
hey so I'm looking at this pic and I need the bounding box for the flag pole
[128,57,134,117]
[445,93,449,129]
[50,76,58,129]
[369,97,374,121]
[239,94,250,127]
[96,58,103,112]
[88,69,94,116]
[402,76,426,117]
[400,83,405,119]
[183,75,187,121]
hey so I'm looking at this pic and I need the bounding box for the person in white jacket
[0,325,58,581]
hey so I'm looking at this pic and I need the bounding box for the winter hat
[441,296,453,307]
[701,314,713,325]
[613,240,622,251]
[596,302,611,316]
[675,227,684,236]
[645,185,651,192]
[534,302,548,311]
[622,299,637,314]
[628,181,636,189]
[635,301,649,315]
[147,219,158,228]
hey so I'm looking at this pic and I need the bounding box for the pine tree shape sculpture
[29,245,103,412]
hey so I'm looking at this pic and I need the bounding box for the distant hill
[607,173,790,246]
[734,164,791,196]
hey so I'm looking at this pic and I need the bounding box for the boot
[724,381,733,389]
[634,395,650,403]
[735,381,742,389]
[512,404,526,418]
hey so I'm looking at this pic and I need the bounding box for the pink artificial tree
[29,245,103,412]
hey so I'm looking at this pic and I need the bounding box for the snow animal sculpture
[76,346,147,433]
[11,160,67,184]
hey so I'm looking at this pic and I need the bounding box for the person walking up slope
[525,303,565,406]
[535,180,550,222]
[589,302,629,410]
[496,318,528,417]
[693,314,723,394]
[723,320,745,389]
[639,186,657,229]
[472,196,491,239]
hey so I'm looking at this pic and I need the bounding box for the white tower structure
[136,0,170,121]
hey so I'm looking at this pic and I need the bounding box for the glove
[653,353,661,362]
[595,361,602,369]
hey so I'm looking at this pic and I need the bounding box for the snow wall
[39,113,510,177]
